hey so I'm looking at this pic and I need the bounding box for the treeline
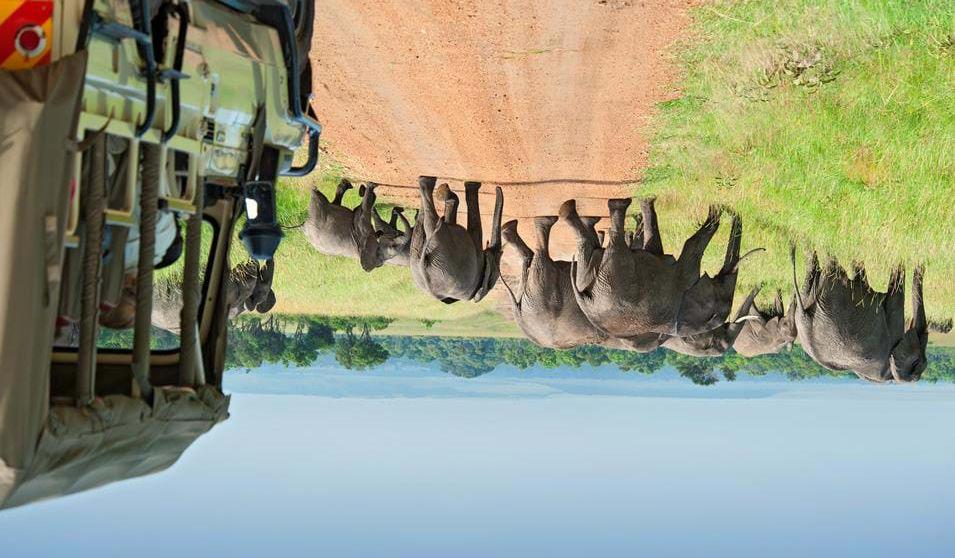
[225,315,955,385]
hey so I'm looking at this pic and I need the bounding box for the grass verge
[640,0,954,320]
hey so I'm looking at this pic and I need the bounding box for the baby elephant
[410,177,504,304]
[791,249,928,383]
[732,290,797,357]
[304,179,382,271]
[371,206,414,267]
[660,287,761,357]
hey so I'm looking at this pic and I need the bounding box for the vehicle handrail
[76,135,107,406]
[160,2,191,143]
[131,145,161,400]
[179,183,206,386]
[249,1,323,176]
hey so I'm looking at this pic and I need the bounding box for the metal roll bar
[179,183,206,387]
[131,144,161,400]
[249,0,323,177]
[76,135,107,406]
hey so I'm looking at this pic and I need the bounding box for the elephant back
[304,203,361,259]
[515,259,606,349]
[410,222,482,302]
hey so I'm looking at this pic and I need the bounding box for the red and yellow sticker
[1,1,53,70]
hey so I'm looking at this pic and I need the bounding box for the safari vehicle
[0,0,318,507]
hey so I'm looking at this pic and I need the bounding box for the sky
[2,367,955,557]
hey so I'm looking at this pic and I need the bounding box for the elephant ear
[889,326,928,381]
[256,290,277,313]
[358,234,381,272]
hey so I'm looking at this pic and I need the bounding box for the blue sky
[2,368,955,557]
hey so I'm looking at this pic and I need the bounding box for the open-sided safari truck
[0,0,318,508]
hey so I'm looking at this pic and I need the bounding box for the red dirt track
[311,0,692,258]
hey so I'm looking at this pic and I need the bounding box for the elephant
[410,176,504,304]
[732,290,797,357]
[152,259,276,333]
[660,287,761,357]
[304,178,382,271]
[791,249,928,383]
[501,216,608,349]
[561,197,756,339]
[370,206,414,266]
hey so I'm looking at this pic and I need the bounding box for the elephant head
[791,248,928,383]
[733,290,798,357]
[247,258,277,313]
[371,206,414,267]
[888,265,928,381]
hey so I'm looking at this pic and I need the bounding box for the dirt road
[311,0,692,258]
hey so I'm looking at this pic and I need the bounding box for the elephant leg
[503,220,533,264]
[310,187,331,217]
[464,181,484,253]
[472,249,502,303]
[488,186,504,252]
[357,183,378,227]
[676,205,721,288]
[639,198,664,256]
[389,207,402,229]
[630,214,645,250]
[332,179,353,206]
[534,216,558,261]
[559,199,603,291]
[909,265,927,334]
[771,289,785,317]
[607,198,631,250]
[501,220,531,305]
[393,207,412,233]
[581,216,602,248]
[440,186,460,226]
[719,212,742,276]
[417,176,440,236]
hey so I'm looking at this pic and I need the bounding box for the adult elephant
[561,197,754,339]
[791,250,928,383]
[304,179,382,271]
[501,216,607,349]
[733,290,797,357]
[410,176,504,304]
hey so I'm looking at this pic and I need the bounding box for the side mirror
[239,180,283,260]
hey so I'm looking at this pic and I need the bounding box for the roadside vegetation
[227,315,955,384]
[640,0,954,318]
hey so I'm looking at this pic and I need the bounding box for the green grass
[639,0,954,319]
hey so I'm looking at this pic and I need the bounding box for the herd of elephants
[300,176,937,384]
